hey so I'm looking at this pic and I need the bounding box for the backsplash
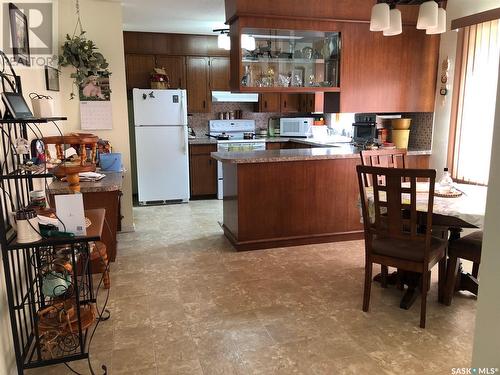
[403,112,434,151]
[188,103,283,137]
[188,104,434,151]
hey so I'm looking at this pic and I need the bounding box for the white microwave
[280,117,314,137]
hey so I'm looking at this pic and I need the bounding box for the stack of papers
[79,172,106,182]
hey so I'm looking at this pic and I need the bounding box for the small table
[366,183,487,308]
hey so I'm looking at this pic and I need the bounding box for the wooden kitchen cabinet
[266,142,282,150]
[189,144,218,198]
[186,57,211,113]
[155,55,186,89]
[209,57,231,91]
[340,23,439,113]
[280,93,302,113]
[258,93,281,112]
[125,54,156,91]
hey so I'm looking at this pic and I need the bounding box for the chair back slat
[357,166,437,259]
[360,149,408,187]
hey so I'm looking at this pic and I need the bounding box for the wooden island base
[215,148,366,251]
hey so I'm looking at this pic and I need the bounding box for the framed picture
[9,3,30,66]
[45,66,60,91]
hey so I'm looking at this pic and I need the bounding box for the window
[449,20,500,185]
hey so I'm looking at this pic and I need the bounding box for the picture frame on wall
[45,66,60,91]
[9,3,30,66]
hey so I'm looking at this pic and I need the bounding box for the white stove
[209,120,266,199]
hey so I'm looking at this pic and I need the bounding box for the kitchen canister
[391,129,410,149]
[99,152,122,172]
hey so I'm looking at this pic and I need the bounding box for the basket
[150,81,169,89]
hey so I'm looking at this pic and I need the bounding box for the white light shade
[370,3,390,31]
[241,34,256,51]
[426,8,446,34]
[417,1,438,30]
[218,33,230,50]
[383,9,402,36]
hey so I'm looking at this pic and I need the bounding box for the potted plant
[58,32,111,99]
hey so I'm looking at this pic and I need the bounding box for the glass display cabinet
[239,28,341,91]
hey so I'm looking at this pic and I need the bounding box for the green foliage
[58,32,111,99]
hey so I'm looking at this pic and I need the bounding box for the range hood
[211,91,259,103]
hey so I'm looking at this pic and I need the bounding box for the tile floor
[28,200,476,375]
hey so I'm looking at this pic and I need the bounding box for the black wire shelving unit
[0,117,107,374]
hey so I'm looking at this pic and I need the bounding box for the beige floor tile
[39,199,474,375]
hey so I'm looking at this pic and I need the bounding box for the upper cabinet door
[280,94,301,113]
[186,57,211,113]
[125,54,156,91]
[340,23,439,113]
[209,57,231,91]
[156,56,186,89]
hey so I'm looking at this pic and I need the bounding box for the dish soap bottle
[439,167,453,193]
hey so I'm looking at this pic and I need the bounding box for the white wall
[430,0,500,174]
[58,0,134,232]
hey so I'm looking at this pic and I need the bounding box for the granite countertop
[212,143,432,164]
[212,144,362,163]
[188,137,218,145]
[48,171,124,194]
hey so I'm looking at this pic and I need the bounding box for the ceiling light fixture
[383,8,402,36]
[417,1,439,29]
[214,28,230,50]
[370,3,390,31]
[426,7,446,34]
[369,1,446,36]
[241,34,256,51]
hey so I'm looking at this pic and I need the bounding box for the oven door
[353,123,377,141]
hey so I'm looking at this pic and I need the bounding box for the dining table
[365,182,488,309]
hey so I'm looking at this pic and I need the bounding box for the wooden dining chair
[443,230,483,305]
[360,149,408,187]
[360,149,409,286]
[357,165,447,328]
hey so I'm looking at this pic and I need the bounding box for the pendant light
[218,33,230,50]
[241,34,256,51]
[383,8,402,36]
[426,7,446,34]
[417,1,438,30]
[370,3,390,32]
[214,28,231,50]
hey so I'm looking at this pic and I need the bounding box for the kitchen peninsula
[213,145,362,250]
[213,145,431,250]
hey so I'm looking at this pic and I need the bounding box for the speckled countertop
[48,171,124,194]
[212,144,431,164]
[188,137,218,145]
[189,137,431,156]
[212,144,361,163]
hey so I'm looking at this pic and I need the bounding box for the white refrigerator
[133,89,189,204]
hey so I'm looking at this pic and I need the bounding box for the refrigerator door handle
[181,126,186,155]
[180,90,186,125]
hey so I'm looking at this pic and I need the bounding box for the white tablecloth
[364,183,487,229]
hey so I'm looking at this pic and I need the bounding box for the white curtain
[454,20,500,185]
